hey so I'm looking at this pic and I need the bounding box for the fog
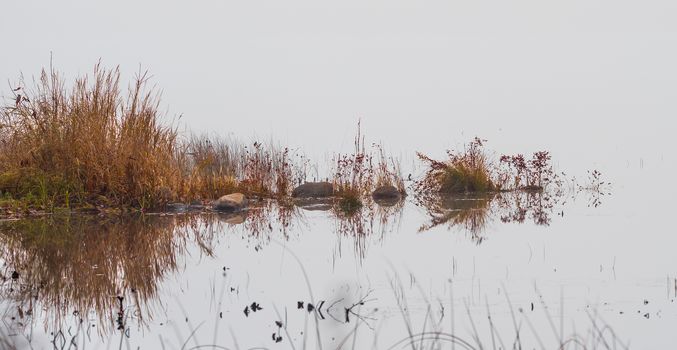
[2,0,676,172]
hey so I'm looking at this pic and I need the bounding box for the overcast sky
[2,0,676,174]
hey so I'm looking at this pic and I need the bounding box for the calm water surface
[1,165,675,349]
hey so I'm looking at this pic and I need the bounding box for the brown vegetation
[1,63,568,217]
[332,121,405,214]
[0,64,180,210]
[0,64,310,213]
[415,138,558,198]
[415,137,496,196]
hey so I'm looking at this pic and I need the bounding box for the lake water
[2,0,677,347]
[1,163,676,349]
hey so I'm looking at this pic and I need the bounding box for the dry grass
[373,143,406,194]
[180,135,242,200]
[497,151,556,191]
[0,63,181,209]
[415,137,496,195]
[182,137,306,200]
[415,138,560,198]
[0,64,312,211]
[0,65,406,213]
[237,141,302,197]
[332,121,374,202]
[332,122,405,214]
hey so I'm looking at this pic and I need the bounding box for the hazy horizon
[2,0,676,175]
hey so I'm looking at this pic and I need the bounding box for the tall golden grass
[0,64,181,209]
[0,64,311,210]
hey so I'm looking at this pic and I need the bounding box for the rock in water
[372,185,402,200]
[213,193,247,212]
[292,182,334,198]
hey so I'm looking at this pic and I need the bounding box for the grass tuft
[416,137,495,195]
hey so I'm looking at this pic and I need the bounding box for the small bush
[416,137,495,195]
[497,151,555,191]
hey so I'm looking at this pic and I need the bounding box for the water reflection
[496,191,557,226]
[0,192,569,340]
[416,194,494,238]
[416,191,559,242]
[332,199,405,260]
[0,214,210,336]
[238,199,305,241]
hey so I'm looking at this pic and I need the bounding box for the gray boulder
[291,182,334,198]
[213,193,247,212]
[372,185,403,200]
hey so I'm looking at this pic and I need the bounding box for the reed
[0,63,180,210]
[181,137,306,200]
[332,122,406,214]
[373,143,406,194]
[180,135,241,200]
[332,121,374,206]
[415,137,496,195]
[0,64,312,212]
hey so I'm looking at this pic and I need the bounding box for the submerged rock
[291,182,334,198]
[372,185,403,200]
[213,193,247,212]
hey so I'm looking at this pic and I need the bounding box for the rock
[371,185,403,200]
[291,182,334,198]
[213,193,247,212]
